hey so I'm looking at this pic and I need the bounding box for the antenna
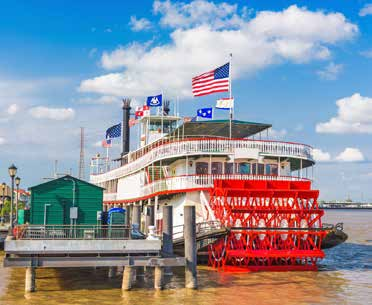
[79,127,85,180]
[54,160,58,178]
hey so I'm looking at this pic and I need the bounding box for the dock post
[154,266,164,290]
[122,266,134,291]
[124,204,131,226]
[25,267,36,293]
[132,202,141,228]
[162,205,173,275]
[108,267,116,278]
[146,201,155,233]
[184,205,198,289]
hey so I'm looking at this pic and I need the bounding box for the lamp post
[15,176,21,225]
[8,164,17,235]
[1,182,5,225]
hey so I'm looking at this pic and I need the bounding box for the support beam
[162,206,173,256]
[122,266,134,291]
[154,266,164,290]
[124,204,131,226]
[184,205,197,289]
[132,203,141,227]
[25,267,36,293]
[146,203,155,233]
[162,205,173,275]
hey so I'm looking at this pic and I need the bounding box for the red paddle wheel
[208,179,325,271]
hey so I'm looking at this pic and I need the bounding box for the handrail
[15,224,131,240]
[91,138,313,184]
[103,174,310,203]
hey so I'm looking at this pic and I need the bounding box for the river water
[0,210,371,305]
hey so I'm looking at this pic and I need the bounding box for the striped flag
[192,63,229,97]
[102,138,112,148]
[216,97,234,109]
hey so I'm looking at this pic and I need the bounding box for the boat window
[239,163,251,174]
[252,163,264,175]
[225,162,234,174]
[196,162,208,174]
[265,164,278,175]
[211,162,223,174]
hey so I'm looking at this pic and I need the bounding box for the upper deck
[90,136,314,184]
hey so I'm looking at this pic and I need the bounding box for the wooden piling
[25,267,36,293]
[154,266,164,290]
[162,205,173,275]
[122,266,134,291]
[184,205,198,289]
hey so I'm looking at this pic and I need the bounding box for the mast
[79,127,85,180]
[229,53,233,139]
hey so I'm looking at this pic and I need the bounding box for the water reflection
[0,210,371,305]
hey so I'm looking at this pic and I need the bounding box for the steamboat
[90,98,338,271]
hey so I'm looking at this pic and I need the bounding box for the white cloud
[80,4,357,98]
[76,95,119,105]
[269,128,287,139]
[7,104,19,115]
[88,48,98,58]
[317,62,343,80]
[335,148,364,162]
[29,106,75,120]
[129,16,152,31]
[360,49,372,58]
[359,4,372,17]
[93,141,102,147]
[313,148,331,162]
[316,93,372,134]
[153,0,245,29]
[0,137,5,145]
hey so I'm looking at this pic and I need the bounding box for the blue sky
[1,0,372,201]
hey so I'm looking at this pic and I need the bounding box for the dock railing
[15,224,131,240]
[172,221,223,240]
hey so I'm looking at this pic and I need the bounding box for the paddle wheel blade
[208,179,326,272]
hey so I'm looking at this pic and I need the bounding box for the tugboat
[90,98,346,271]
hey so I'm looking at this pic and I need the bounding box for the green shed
[29,175,104,225]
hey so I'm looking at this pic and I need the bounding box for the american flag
[192,63,230,97]
[106,123,121,139]
[102,138,112,148]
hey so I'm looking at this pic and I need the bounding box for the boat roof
[172,120,272,138]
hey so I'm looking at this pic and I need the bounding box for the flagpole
[106,145,109,172]
[161,90,164,138]
[229,53,233,139]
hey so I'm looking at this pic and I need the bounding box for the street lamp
[1,182,5,225]
[15,176,21,225]
[8,164,17,235]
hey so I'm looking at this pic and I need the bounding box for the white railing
[103,174,310,202]
[92,138,313,184]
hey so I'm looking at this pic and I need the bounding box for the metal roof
[172,120,272,138]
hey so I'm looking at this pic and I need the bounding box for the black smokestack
[121,98,131,164]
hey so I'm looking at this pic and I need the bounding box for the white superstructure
[90,108,315,229]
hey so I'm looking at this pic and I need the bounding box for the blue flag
[106,123,121,139]
[147,94,162,107]
[197,107,213,119]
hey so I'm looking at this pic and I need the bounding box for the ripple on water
[0,210,371,305]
